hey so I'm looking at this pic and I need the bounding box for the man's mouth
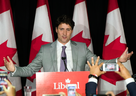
[62,36,67,39]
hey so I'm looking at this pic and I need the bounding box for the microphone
[62,57,69,71]
[62,57,66,60]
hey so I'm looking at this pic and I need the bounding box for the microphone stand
[62,57,69,71]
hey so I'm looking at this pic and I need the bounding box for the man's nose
[63,30,67,35]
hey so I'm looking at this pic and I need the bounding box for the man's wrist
[11,67,16,76]
[88,74,99,80]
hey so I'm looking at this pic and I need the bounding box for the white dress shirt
[57,40,73,72]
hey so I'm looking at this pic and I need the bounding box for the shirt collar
[57,40,71,49]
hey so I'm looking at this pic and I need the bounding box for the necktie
[60,46,67,71]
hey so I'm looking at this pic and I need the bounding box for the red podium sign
[36,71,90,96]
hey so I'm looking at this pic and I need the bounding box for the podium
[36,71,90,96]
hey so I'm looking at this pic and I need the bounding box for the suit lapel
[50,41,58,71]
[71,41,78,71]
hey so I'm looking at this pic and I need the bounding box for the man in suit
[86,56,136,96]
[3,15,133,77]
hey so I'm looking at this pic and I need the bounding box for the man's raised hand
[3,56,15,72]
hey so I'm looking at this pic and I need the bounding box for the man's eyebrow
[67,28,72,30]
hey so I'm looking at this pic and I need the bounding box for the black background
[10,0,136,92]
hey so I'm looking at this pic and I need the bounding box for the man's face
[56,23,73,45]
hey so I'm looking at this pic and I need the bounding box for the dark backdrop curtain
[10,0,136,91]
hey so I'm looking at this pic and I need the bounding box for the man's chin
[61,40,69,44]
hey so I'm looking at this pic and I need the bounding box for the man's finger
[101,71,106,75]
[3,85,7,91]
[130,51,133,55]
[87,61,91,68]
[117,61,123,66]
[128,51,133,57]
[124,47,128,54]
[7,56,12,62]
[3,57,7,63]
[91,57,94,65]
[4,79,11,86]
[95,56,100,66]
[0,91,4,95]
[99,62,104,68]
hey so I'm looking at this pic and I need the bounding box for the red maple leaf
[27,34,50,82]
[101,35,126,85]
[103,35,126,59]
[71,31,91,47]
[0,40,16,71]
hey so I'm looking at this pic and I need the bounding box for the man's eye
[60,28,63,30]
[67,29,71,31]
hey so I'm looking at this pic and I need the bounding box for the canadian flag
[25,0,54,96]
[71,0,93,71]
[98,0,132,96]
[0,0,22,96]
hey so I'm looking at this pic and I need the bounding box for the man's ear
[71,30,73,33]
[55,27,58,33]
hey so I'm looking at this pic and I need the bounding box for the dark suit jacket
[12,40,116,77]
[86,81,136,96]
[86,82,97,96]
[127,82,136,96]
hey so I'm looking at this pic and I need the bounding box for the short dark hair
[55,15,75,30]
